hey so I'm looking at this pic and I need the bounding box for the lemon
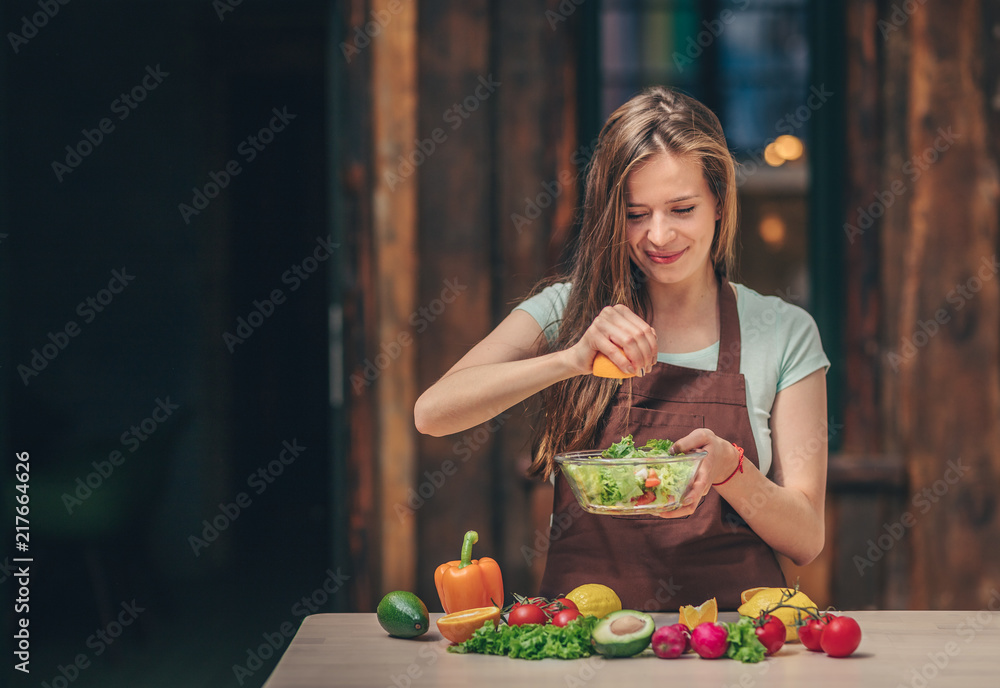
[737,587,818,642]
[565,584,622,619]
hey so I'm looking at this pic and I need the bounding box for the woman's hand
[562,304,657,377]
[656,428,740,519]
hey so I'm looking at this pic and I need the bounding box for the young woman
[414,86,829,610]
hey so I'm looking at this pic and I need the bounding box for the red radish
[690,622,728,659]
[651,624,689,659]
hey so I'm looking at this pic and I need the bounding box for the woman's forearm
[716,464,825,566]
[414,350,579,437]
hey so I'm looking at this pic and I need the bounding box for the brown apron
[538,279,785,611]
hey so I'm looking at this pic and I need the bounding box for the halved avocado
[591,609,655,657]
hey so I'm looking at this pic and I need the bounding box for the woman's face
[624,152,721,288]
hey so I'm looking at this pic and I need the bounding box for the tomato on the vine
[508,602,547,626]
[820,615,862,657]
[544,597,578,614]
[754,615,786,655]
[551,608,582,627]
[797,613,832,651]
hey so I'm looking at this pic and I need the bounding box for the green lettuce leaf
[448,616,600,660]
[724,617,766,663]
[640,438,675,455]
[602,434,637,458]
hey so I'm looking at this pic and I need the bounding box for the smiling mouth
[646,248,686,265]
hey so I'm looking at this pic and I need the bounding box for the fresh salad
[562,435,698,509]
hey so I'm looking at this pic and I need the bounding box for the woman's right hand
[563,304,658,377]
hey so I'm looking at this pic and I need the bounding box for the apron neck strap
[717,278,741,374]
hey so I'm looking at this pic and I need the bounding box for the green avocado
[377,591,430,639]
[591,609,655,657]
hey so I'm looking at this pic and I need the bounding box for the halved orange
[593,351,635,379]
[678,597,718,631]
[436,606,501,644]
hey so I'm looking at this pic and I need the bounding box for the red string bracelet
[712,443,745,486]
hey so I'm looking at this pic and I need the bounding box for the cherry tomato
[508,603,547,626]
[754,615,786,656]
[544,598,578,615]
[552,608,582,627]
[632,491,656,506]
[797,614,832,652]
[821,615,862,658]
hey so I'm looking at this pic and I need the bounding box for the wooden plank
[828,452,906,490]
[371,0,419,597]
[415,0,495,609]
[492,0,579,600]
[899,0,1000,608]
[340,0,380,611]
[841,0,882,458]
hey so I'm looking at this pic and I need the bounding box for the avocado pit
[610,615,645,635]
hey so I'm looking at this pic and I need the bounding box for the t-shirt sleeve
[511,282,571,345]
[776,303,831,392]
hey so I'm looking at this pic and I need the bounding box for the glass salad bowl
[555,449,706,516]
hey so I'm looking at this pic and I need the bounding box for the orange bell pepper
[434,530,504,614]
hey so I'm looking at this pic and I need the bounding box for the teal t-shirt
[513,282,831,476]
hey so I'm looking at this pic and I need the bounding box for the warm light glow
[773,135,804,161]
[758,213,786,249]
[764,142,785,167]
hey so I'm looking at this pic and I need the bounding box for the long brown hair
[528,86,739,480]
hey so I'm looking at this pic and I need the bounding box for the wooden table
[263,610,1000,687]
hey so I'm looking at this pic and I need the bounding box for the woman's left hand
[656,428,741,519]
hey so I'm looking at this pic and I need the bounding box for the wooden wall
[339,0,1000,612]
[835,0,1000,609]
[339,0,578,611]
